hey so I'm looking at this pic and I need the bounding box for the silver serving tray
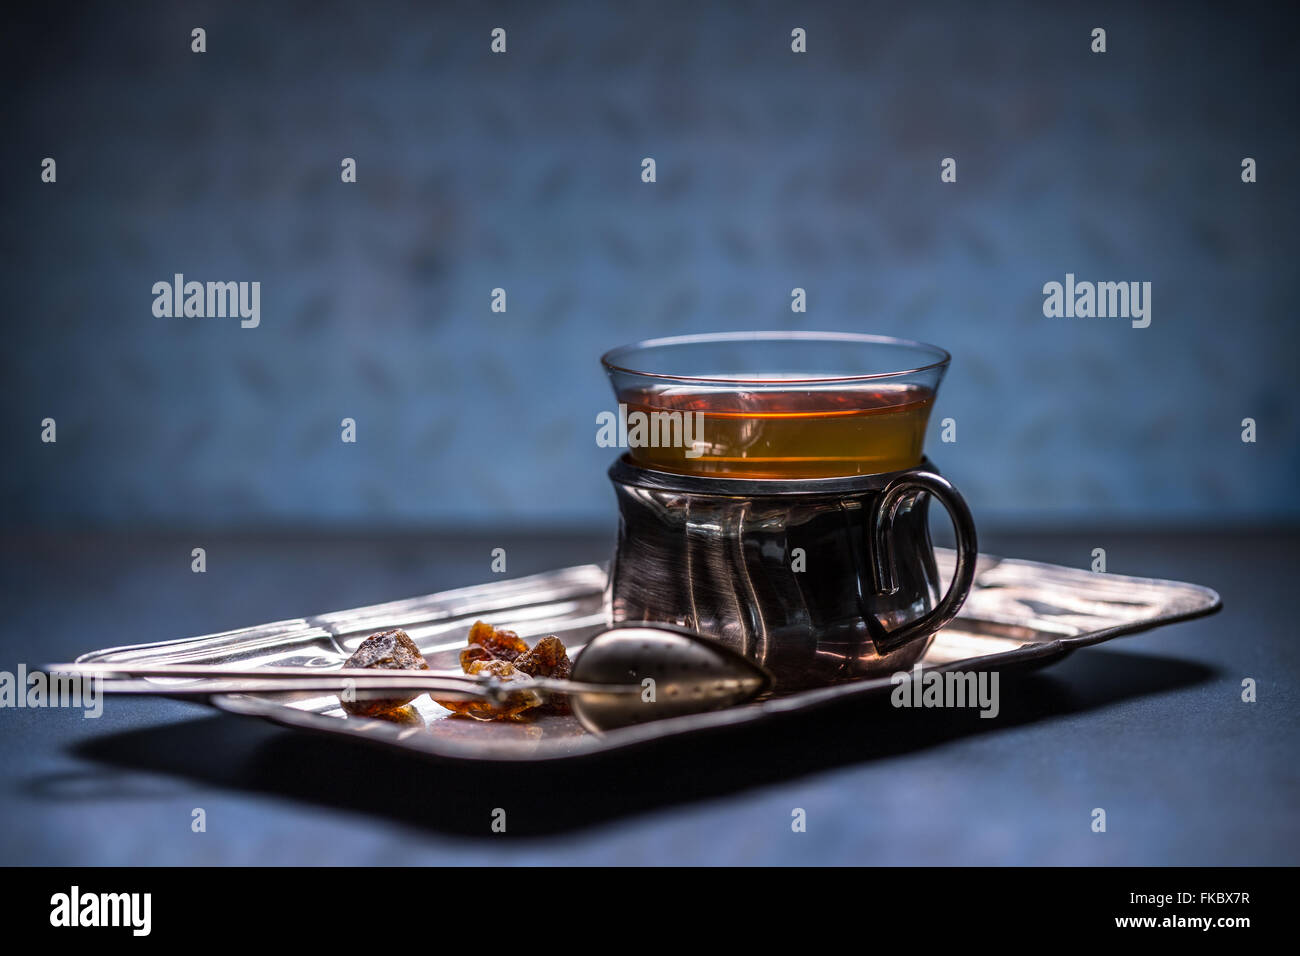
[76,550,1220,762]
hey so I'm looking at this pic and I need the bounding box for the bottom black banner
[7,865,1285,940]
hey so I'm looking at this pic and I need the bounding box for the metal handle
[46,663,641,702]
[870,470,978,654]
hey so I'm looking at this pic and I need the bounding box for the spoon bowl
[570,624,773,733]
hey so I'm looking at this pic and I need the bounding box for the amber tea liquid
[622,382,935,478]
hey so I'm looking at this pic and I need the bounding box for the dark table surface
[1,527,1295,866]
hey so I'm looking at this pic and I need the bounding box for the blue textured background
[3,0,1297,530]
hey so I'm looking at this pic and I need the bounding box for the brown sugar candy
[338,628,430,717]
[435,621,573,720]
[459,619,527,669]
[514,636,573,714]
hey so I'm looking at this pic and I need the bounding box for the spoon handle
[47,663,640,701]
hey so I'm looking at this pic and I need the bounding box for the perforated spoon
[51,624,772,732]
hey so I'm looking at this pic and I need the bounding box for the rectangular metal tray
[76,549,1221,762]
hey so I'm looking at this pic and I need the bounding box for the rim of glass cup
[600,331,951,385]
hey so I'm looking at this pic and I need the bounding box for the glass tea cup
[601,331,977,689]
